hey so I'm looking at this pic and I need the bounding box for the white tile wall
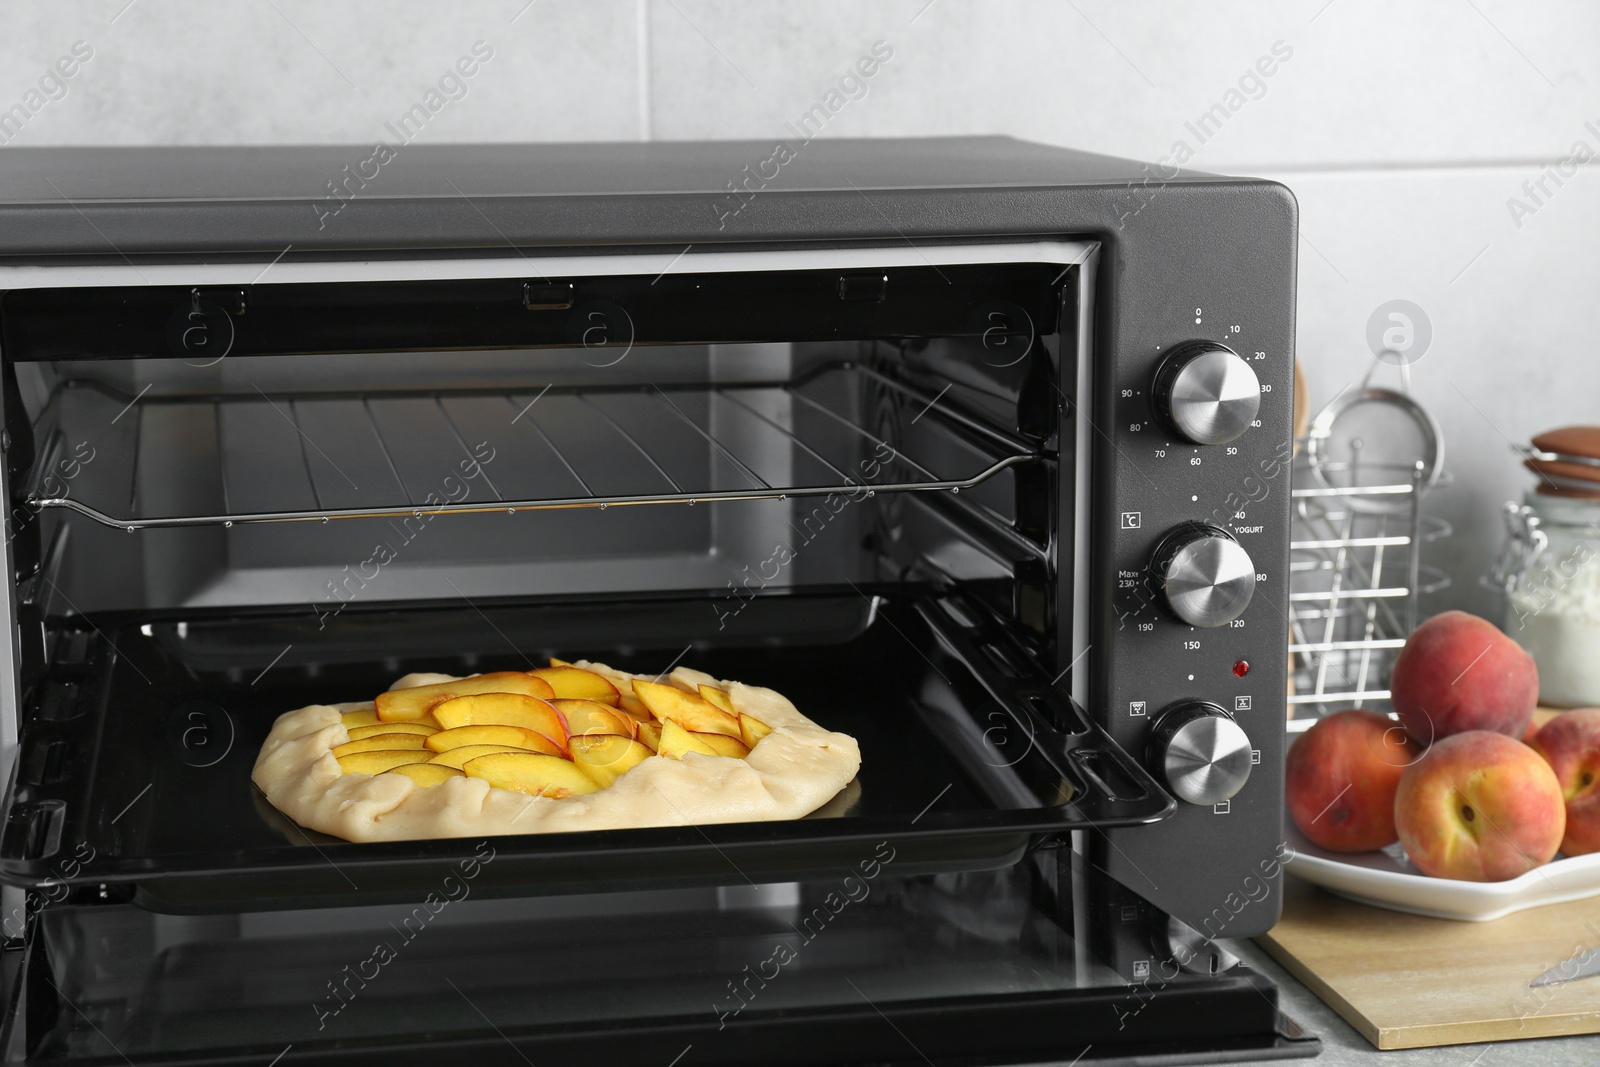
[0,0,645,144]
[1280,167,1600,620]
[4,0,1599,618]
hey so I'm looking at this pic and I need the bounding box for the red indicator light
[1233,660,1250,678]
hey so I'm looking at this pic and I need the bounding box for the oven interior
[0,260,1173,913]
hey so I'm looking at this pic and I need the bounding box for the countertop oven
[0,137,1310,1065]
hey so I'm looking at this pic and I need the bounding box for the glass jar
[1490,491,1600,707]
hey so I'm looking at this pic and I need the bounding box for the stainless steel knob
[1150,703,1253,807]
[1153,343,1260,445]
[1150,523,1256,628]
[1158,915,1241,976]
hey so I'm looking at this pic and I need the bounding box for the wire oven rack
[25,364,1038,531]
[1288,457,1451,720]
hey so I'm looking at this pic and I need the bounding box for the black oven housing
[0,139,1297,960]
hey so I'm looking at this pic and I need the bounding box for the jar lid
[1523,426,1600,491]
[1532,483,1600,501]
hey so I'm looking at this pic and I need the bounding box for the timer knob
[1152,343,1260,445]
[1150,522,1256,628]
[1149,702,1253,807]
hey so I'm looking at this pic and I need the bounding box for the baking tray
[0,589,1174,912]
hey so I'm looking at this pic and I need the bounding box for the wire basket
[1288,456,1451,724]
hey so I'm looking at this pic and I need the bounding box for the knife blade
[1530,946,1600,988]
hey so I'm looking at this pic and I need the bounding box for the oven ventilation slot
[25,365,1040,531]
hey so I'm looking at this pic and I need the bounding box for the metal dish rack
[1288,456,1451,722]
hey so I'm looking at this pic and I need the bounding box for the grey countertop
[1209,938,1600,1067]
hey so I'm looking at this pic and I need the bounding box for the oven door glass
[7,853,1314,1066]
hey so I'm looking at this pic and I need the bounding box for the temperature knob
[1149,702,1253,807]
[1152,343,1260,445]
[1150,522,1256,628]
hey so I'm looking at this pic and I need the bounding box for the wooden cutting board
[1258,876,1600,1049]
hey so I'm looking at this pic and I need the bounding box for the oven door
[1,851,1315,1066]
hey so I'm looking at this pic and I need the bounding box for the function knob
[1149,522,1256,628]
[1152,343,1260,445]
[1155,915,1241,976]
[1149,702,1253,807]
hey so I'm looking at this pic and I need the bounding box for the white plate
[1284,823,1600,921]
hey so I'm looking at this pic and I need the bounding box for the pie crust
[251,662,862,843]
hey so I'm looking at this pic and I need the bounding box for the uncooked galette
[251,660,861,843]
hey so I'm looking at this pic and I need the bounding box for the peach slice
[570,735,654,787]
[387,763,465,787]
[425,744,533,769]
[553,699,633,740]
[463,751,601,798]
[431,693,569,740]
[332,734,430,757]
[337,749,428,775]
[529,666,621,706]
[658,719,724,760]
[341,709,380,728]
[633,679,741,738]
[347,721,438,740]
[613,706,652,732]
[550,656,574,667]
[619,693,653,719]
[636,721,662,753]
[698,685,736,714]
[375,672,556,722]
[738,712,773,749]
[424,724,566,757]
[694,731,750,759]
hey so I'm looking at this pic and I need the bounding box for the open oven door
[1,847,1316,1066]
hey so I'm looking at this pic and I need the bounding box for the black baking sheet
[0,590,1172,911]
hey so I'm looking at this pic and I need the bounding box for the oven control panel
[1090,304,1295,940]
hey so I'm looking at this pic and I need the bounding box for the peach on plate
[1286,709,1419,852]
[1389,611,1538,745]
[1530,708,1600,856]
[1394,730,1565,881]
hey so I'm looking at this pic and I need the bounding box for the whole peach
[1287,710,1420,852]
[1395,731,1565,881]
[1530,708,1600,856]
[1390,611,1538,745]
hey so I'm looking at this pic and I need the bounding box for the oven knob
[1149,522,1255,628]
[1149,702,1253,807]
[1157,915,1241,975]
[1152,343,1260,445]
